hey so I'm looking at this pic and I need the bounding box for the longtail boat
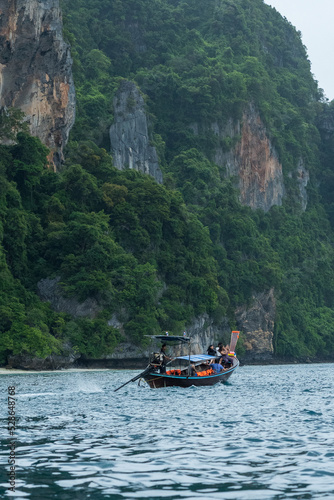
[115,331,239,391]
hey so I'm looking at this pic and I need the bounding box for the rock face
[7,346,80,370]
[37,277,102,318]
[80,314,232,369]
[182,314,231,354]
[234,108,285,211]
[104,300,276,366]
[0,0,75,168]
[236,288,276,362]
[110,80,163,183]
[212,104,285,212]
[294,159,309,211]
[15,284,276,367]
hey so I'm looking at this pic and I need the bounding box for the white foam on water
[74,377,104,393]
[17,392,57,398]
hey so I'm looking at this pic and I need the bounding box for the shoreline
[1,359,334,374]
[0,367,124,374]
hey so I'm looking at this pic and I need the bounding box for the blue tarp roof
[175,354,215,362]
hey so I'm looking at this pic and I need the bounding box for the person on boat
[208,359,224,373]
[207,344,216,356]
[218,345,233,367]
[160,343,171,359]
[215,342,223,356]
[160,344,171,373]
[189,364,198,377]
[217,344,229,355]
[219,352,232,364]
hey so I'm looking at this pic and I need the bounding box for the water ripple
[1,365,334,498]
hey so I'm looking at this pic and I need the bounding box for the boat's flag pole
[229,331,240,356]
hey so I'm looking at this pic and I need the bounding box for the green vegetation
[0,132,227,363]
[1,0,334,364]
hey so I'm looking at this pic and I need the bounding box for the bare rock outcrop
[293,159,309,212]
[7,345,80,370]
[236,288,276,362]
[110,80,163,183]
[234,107,285,211]
[212,105,285,211]
[221,105,311,212]
[181,314,230,355]
[192,104,310,211]
[0,0,75,168]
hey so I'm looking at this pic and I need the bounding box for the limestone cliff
[235,288,276,362]
[234,107,285,211]
[75,313,232,369]
[192,104,310,211]
[75,297,276,368]
[23,277,276,367]
[110,80,163,183]
[290,159,309,212]
[104,295,276,367]
[0,0,75,168]
[212,105,285,212]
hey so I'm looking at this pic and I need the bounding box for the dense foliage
[0,130,231,363]
[1,0,334,364]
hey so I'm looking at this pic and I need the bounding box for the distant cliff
[0,0,75,168]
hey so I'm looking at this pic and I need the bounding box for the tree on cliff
[0,108,28,142]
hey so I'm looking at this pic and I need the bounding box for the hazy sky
[264,0,334,100]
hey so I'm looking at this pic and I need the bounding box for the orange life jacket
[197,368,215,376]
[166,369,181,376]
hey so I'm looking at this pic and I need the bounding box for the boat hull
[142,359,239,388]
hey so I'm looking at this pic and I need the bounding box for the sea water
[1,364,334,499]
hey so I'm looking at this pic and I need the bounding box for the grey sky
[264,0,334,101]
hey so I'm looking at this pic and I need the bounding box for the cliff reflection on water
[1,364,334,499]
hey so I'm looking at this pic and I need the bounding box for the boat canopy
[146,335,191,344]
[175,354,214,362]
